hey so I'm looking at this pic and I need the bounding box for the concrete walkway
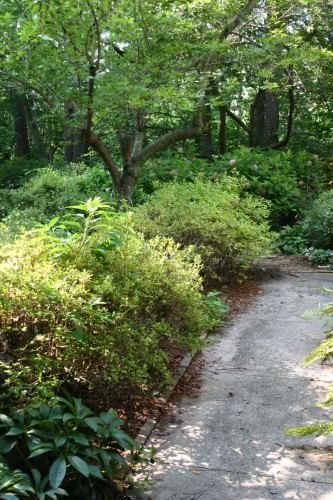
[137,271,333,499]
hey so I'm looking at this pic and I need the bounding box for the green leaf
[110,428,138,450]
[0,414,14,426]
[72,433,89,446]
[28,443,55,458]
[67,455,90,477]
[54,435,67,447]
[0,437,17,453]
[49,457,67,488]
[87,464,104,480]
[84,417,99,433]
[5,426,25,436]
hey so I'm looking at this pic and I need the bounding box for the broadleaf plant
[0,395,140,498]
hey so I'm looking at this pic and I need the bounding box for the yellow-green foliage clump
[133,176,273,281]
[0,206,217,401]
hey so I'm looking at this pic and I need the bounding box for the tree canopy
[0,0,332,197]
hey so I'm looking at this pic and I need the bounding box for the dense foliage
[0,200,217,399]
[0,396,139,498]
[134,176,272,280]
[302,190,333,250]
[136,148,324,227]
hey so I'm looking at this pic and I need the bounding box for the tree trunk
[64,101,89,163]
[25,97,48,161]
[199,96,213,159]
[252,89,279,147]
[10,91,30,158]
[219,106,227,154]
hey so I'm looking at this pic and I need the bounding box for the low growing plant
[0,395,140,499]
[275,224,308,255]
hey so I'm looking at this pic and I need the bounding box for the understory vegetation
[0,0,333,496]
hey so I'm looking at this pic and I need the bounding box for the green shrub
[133,177,272,281]
[0,158,45,189]
[135,148,324,227]
[303,248,333,268]
[0,165,112,234]
[302,190,333,249]
[0,199,217,401]
[0,395,139,498]
[275,224,308,254]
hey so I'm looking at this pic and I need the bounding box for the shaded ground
[132,267,333,499]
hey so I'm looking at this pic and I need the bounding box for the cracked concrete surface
[135,272,333,499]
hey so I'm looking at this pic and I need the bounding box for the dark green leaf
[49,457,66,488]
[67,455,89,477]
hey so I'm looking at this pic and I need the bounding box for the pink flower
[229,159,236,167]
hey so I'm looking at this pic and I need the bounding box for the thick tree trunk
[252,89,279,147]
[10,91,30,158]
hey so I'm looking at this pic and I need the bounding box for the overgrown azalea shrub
[0,209,217,404]
[133,177,273,282]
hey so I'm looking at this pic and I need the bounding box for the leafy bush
[0,199,217,402]
[303,248,333,268]
[0,395,139,498]
[0,158,45,189]
[275,224,308,254]
[135,148,324,227]
[0,165,112,234]
[302,190,333,249]
[133,177,272,281]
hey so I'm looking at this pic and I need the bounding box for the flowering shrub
[134,148,324,227]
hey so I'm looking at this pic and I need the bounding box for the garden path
[135,270,333,499]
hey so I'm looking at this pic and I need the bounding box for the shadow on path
[134,272,333,499]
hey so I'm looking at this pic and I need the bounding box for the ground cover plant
[133,176,273,282]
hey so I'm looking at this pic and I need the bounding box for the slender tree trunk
[219,106,227,154]
[10,90,30,158]
[25,97,48,161]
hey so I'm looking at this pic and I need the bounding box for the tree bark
[10,90,30,158]
[25,97,48,161]
[252,89,279,147]
[64,101,89,163]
